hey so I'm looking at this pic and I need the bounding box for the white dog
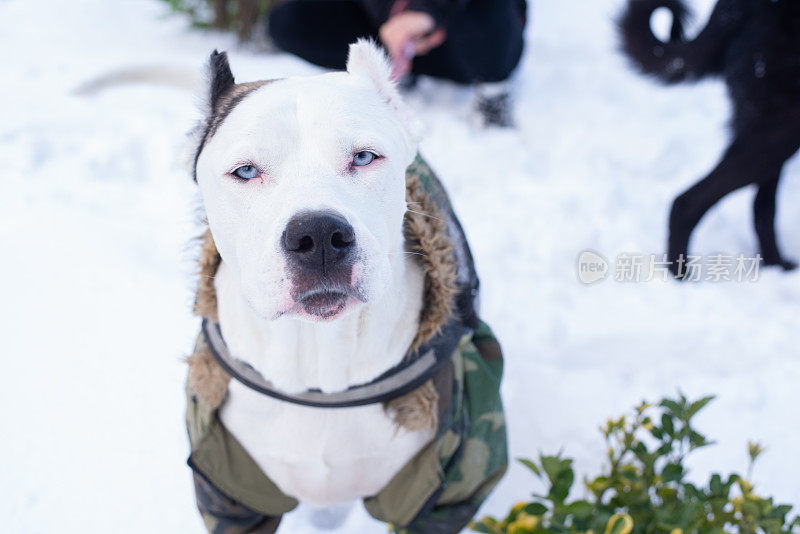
[185,40,507,534]
[197,39,430,505]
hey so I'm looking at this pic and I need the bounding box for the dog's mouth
[300,291,349,318]
[291,286,365,321]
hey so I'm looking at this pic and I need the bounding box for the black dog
[619,0,800,278]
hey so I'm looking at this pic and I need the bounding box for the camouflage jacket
[185,156,508,534]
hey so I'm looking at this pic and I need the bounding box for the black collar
[202,318,467,408]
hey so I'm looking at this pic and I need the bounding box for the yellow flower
[511,502,528,515]
[508,512,540,534]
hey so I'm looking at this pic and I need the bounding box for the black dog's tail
[618,0,740,83]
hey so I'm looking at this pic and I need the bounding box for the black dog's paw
[667,247,691,281]
[667,228,692,281]
[669,260,688,281]
[764,258,798,271]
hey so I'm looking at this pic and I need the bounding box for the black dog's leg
[668,137,759,278]
[668,110,800,279]
[754,175,797,270]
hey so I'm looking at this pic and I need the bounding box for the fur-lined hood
[187,157,467,431]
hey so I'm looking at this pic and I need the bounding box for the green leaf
[661,413,675,437]
[523,502,549,516]
[660,398,683,416]
[689,431,712,449]
[681,482,700,499]
[565,500,595,520]
[709,474,723,496]
[549,469,575,503]
[687,395,715,418]
[649,425,664,440]
[518,458,542,477]
[469,518,501,533]
[662,463,683,483]
[540,455,571,484]
[657,442,673,456]
[775,504,793,516]
[632,441,648,456]
[679,500,703,526]
[759,518,783,534]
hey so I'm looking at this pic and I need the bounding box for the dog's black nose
[282,212,355,273]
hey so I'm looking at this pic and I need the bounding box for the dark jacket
[358,0,470,26]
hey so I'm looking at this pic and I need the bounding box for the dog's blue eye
[352,151,376,167]
[233,165,259,180]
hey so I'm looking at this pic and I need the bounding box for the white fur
[346,39,399,105]
[196,42,433,505]
[347,39,423,146]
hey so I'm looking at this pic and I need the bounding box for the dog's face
[194,41,419,322]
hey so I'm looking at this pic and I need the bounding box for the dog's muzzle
[282,210,362,317]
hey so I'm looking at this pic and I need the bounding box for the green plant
[472,394,800,534]
[160,0,274,39]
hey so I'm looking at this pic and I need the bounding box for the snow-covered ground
[2,0,798,532]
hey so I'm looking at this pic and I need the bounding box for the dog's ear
[346,39,402,107]
[346,39,422,146]
[207,50,235,113]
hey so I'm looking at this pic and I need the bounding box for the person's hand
[379,11,447,60]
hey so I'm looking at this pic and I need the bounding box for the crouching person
[267,0,527,127]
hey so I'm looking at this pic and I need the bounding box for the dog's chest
[219,381,434,506]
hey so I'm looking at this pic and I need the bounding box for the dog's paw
[308,503,353,530]
[668,261,684,280]
[667,251,690,281]
[763,257,799,271]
